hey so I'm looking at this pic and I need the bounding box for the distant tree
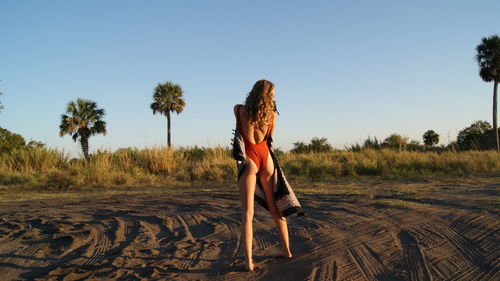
[272,147,285,158]
[407,140,422,151]
[27,140,46,148]
[456,120,494,150]
[291,137,332,153]
[309,137,333,152]
[476,35,500,151]
[291,141,309,153]
[0,127,26,153]
[150,81,186,148]
[363,136,382,149]
[59,98,107,161]
[0,127,45,152]
[447,141,458,152]
[423,130,439,146]
[383,134,408,151]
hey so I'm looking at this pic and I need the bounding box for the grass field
[1,146,500,190]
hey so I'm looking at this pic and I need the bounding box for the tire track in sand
[19,234,93,280]
[450,214,498,254]
[174,215,196,244]
[348,243,401,281]
[434,223,485,262]
[253,229,277,252]
[115,216,140,243]
[308,260,337,281]
[426,222,489,280]
[82,221,121,265]
[439,219,498,281]
[0,241,45,276]
[167,214,226,272]
[0,220,29,246]
[445,258,500,281]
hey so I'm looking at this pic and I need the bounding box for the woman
[233,80,292,272]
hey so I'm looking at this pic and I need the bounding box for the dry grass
[280,149,500,181]
[1,146,499,190]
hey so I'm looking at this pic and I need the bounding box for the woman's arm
[269,112,277,137]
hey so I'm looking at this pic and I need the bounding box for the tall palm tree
[59,98,106,161]
[150,81,186,148]
[476,35,500,151]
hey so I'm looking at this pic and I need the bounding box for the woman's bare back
[234,104,275,144]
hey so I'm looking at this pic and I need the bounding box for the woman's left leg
[238,159,258,271]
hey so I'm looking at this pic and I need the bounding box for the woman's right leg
[238,159,258,271]
[259,153,292,258]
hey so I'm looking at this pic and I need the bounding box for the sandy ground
[0,178,499,280]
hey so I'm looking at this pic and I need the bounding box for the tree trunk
[494,80,499,151]
[80,137,90,161]
[167,111,171,148]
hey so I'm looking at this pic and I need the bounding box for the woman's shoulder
[233,104,244,116]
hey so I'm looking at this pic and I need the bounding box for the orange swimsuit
[236,107,272,173]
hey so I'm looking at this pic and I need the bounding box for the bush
[383,134,408,151]
[44,170,73,190]
[291,137,332,153]
[364,136,382,150]
[0,127,26,153]
[456,120,497,150]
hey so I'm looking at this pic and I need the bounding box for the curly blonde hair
[244,80,275,129]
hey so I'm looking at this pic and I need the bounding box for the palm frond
[59,98,107,143]
[476,35,500,82]
[91,120,107,136]
[150,81,186,115]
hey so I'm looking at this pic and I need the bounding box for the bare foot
[246,262,255,272]
[276,248,292,259]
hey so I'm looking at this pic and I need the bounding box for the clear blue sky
[1,0,499,157]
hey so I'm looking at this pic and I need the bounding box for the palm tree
[476,35,500,151]
[150,81,186,148]
[59,98,106,161]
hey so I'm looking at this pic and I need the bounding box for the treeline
[1,117,500,188]
[290,120,500,153]
[0,127,45,152]
[1,126,500,188]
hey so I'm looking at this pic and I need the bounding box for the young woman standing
[234,80,292,272]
